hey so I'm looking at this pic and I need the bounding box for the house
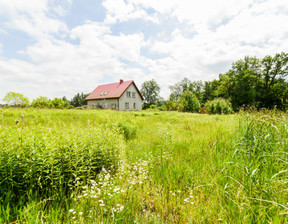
[85,79,144,110]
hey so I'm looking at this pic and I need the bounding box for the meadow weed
[0,108,287,223]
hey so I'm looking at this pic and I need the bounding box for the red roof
[86,80,144,100]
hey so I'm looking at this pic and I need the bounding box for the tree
[169,77,191,101]
[31,96,50,108]
[141,79,160,108]
[202,80,219,103]
[217,56,261,110]
[216,52,288,111]
[70,93,89,107]
[259,52,288,109]
[178,90,200,112]
[3,92,29,106]
[188,80,204,105]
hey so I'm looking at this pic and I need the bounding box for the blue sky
[0,0,288,102]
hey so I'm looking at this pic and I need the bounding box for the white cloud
[103,0,159,24]
[1,0,288,101]
[0,0,70,39]
[148,0,288,72]
[0,21,148,101]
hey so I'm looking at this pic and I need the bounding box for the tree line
[2,52,287,113]
[141,52,288,113]
[1,92,89,109]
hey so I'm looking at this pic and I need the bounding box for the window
[133,103,136,109]
[132,92,136,98]
[126,91,131,98]
[101,91,109,96]
[111,103,116,109]
[125,102,129,109]
[97,103,103,109]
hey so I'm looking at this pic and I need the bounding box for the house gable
[119,83,143,110]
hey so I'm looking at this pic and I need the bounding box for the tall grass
[221,109,288,222]
[0,108,287,223]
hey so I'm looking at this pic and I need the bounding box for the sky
[0,0,288,103]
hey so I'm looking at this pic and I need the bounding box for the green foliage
[31,96,50,108]
[141,79,160,108]
[204,98,234,114]
[165,100,178,111]
[118,122,137,140]
[70,92,89,107]
[0,109,287,223]
[50,97,71,108]
[149,104,156,109]
[32,97,73,109]
[217,52,288,110]
[178,90,200,112]
[166,52,288,112]
[169,78,206,105]
[221,111,288,222]
[202,80,219,102]
[169,77,191,102]
[0,111,123,204]
[3,92,29,106]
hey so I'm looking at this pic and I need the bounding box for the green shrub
[31,96,50,108]
[118,122,137,140]
[178,90,200,113]
[149,104,157,109]
[204,98,233,114]
[165,100,178,111]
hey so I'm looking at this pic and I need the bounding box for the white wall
[119,83,143,111]
[87,98,119,110]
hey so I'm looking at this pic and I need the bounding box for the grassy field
[0,108,287,223]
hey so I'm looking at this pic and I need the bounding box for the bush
[165,100,178,111]
[50,98,67,108]
[204,98,233,114]
[149,104,157,109]
[31,96,50,108]
[178,90,200,112]
[118,122,137,140]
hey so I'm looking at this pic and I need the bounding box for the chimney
[120,79,123,84]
